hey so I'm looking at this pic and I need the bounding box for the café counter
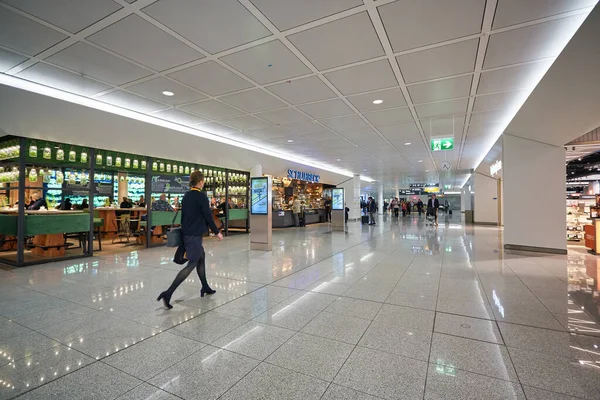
[272,209,325,228]
[0,209,89,257]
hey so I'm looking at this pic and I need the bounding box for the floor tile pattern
[1,214,599,399]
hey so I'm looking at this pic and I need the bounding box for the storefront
[0,136,249,267]
[269,169,335,228]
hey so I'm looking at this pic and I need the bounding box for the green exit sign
[431,137,454,151]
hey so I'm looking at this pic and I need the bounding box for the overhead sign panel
[431,137,454,151]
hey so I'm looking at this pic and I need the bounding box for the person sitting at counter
[217,197,234,216]
[120,197,133,209]
[152,194,174,212]
[81,199,89,210]
[28,192,48,210]
[173,196,181,209]
[57,198,72,210]
[137,195,146,208]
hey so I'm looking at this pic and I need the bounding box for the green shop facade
[0,136,250,267]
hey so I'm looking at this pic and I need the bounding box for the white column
[250,164,263,177]
[378,184,384,215]
[351,174,361,220]
[117,172,128,202]
[503,134,565,253]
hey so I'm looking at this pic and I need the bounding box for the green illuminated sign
[431,137,454,151]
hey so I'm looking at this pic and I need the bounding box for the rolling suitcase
[361,215,369,224]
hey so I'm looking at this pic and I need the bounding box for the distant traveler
[157,171,223,309]
[345,204,349,223]
[324,196,332,222]
[292,196,301,227]
[368,196,377,225]
[417,199,424,216]
[427,194,440,226]
[392,197,400,218]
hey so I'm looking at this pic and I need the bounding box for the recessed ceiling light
[404,142,411,146]
[336,158,341,161]
[162,91,174,96]
[372,100,383,105]
[425,170,429,172]
[418,160,423,163]
[287,139,294,143]
[363,169,367,171]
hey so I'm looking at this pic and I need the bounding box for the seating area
[0,206,247,266]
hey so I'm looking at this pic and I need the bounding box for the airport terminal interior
[1,1,600,399]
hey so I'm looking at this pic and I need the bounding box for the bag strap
[171,210,179,227]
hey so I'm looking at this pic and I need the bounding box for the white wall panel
[503,134,565,251]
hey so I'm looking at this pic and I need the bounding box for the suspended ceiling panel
[0,0,596,189]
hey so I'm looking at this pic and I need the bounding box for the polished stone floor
[1,214,600,399]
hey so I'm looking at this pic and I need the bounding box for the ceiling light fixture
[418,160,423,163]
[287,139,294,143]
[162,91,174,96]
[404,142,411,146]
[372,100,383,105]
[0,75,378,183]
[425,170,429,172]
[336,158,341,161]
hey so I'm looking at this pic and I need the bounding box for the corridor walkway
[1,215,599,399]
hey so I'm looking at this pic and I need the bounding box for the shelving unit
[566,198,595,242]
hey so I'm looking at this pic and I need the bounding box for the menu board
[332,188,344,210]
[151,175,190,194]
[63,179,113,197]
[251,177,268,215]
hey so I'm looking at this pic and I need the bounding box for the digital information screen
[251,177,269,215]
[332,188,344,210]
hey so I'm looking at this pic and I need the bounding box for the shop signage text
[287,169,320,183]
[490,160,502,176]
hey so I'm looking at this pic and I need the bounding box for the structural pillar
[378,183,384,215]
[349,174,361,220]
[503,134,566,254]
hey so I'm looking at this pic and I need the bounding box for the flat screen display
[332,188,344,210]
[251,177,269,215]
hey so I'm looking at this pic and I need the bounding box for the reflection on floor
[1,214,600,399]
